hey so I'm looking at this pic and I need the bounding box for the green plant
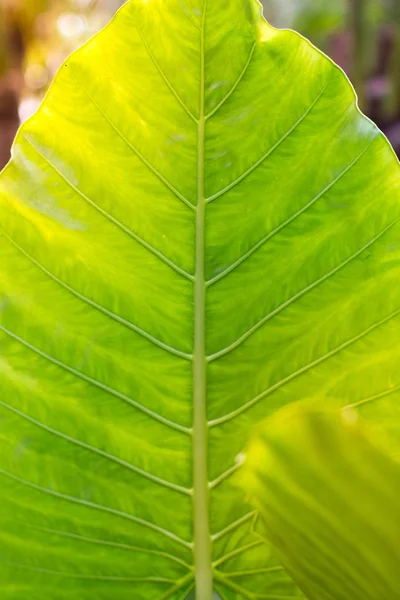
[0,0,399,598]
[241,404,400,600]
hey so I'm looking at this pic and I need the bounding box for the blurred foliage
[262,0,395,39]
[240,403,400,600]
[263,0,347,41]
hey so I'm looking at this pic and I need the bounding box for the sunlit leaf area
[0,0,400,167]
[0,0,124,167]
[0,0,399,169]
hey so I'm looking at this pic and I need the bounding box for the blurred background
[0,0,399,169]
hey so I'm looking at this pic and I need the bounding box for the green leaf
[0,0,399,598]
[240,405,400,600]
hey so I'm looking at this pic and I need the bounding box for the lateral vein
[0,399,192,496]
[156,573,195,600]
[209,308,400,428]
[134,21,199,123]
[0,468,192,549]
[207,219,398,362]
[211,510,256,542]
[70,68,196,211]
[206,140,374,287]
[0,560,174,583]
[205,42,256,121]
[212,540,264,568]
[205,76,332,203]
[215,571,297,599]
[16,523,192,569]
[21,137,194,282]
[178,1,201,30]
[213,571,254,599]
[0,325,192,435]
[208,462,242,490]
[1,228,193,362]
[343,383,400,410]
[225,567,285,577]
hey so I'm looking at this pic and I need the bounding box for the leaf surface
[0,0,399,598]
[240,405,400,600]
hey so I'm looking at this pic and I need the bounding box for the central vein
[192,1,213,598]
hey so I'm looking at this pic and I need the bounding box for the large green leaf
[0,0,399,599]
[240,404,400,599]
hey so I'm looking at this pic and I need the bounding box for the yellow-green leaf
[0,0,399,598]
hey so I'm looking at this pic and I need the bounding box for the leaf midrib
[192,1,213,598]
